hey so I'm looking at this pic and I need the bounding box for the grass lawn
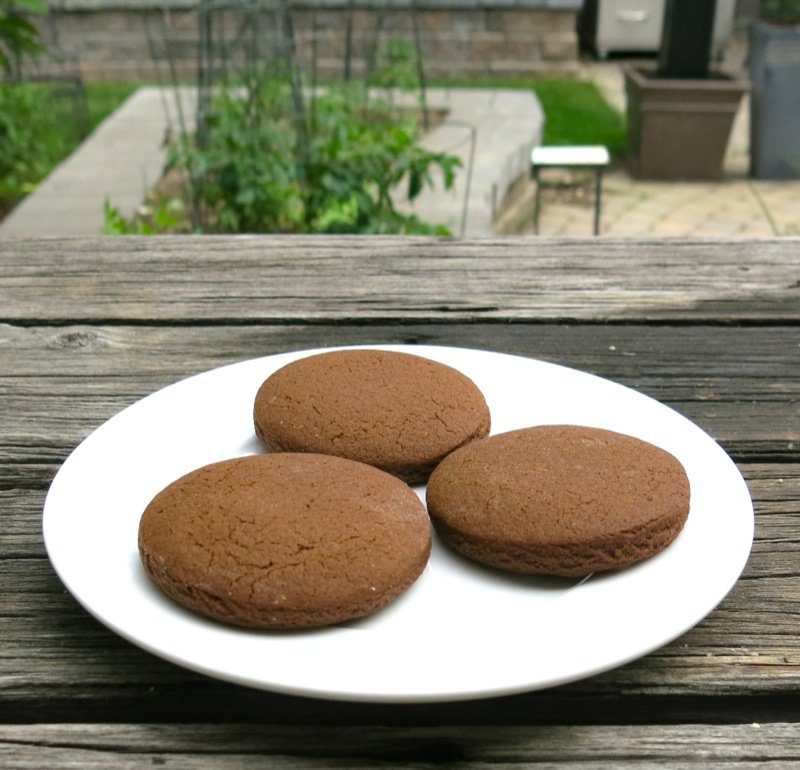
[0,80,136,219]
[529,78,626,156]
[440,75,626,156]
[84,82,139,133]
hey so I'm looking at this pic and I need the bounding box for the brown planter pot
[624,66,749,181]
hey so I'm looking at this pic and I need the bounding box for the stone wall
[38,0,582,81]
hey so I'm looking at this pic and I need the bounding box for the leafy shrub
[103,196,185,235]
[303,82,459,234]
[0,0,45,79]
[163,73,460,235]
[173,76,305,233]
[759,0,800,24]
[0,81,135,218]
[0,82,72,209]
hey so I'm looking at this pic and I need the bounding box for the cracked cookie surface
[253,349,491,484]
[138,453,431,629]
[426,425,690,577]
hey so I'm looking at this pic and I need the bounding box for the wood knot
[53,329,99,349]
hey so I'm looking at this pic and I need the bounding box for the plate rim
[42,343,755,703]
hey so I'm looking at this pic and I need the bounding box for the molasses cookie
[138,453,432,629]
[426,425,690,577]
[253,348,491,484]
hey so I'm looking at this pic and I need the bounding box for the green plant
[0,81,70,209]
[759,0,800,23]
[303,82,459,234]
[175,76,304,233]
[0,80,133,217]
[0,0,46,79]
[168,72,460,235]
[368,39,420,93]
[103,196,186,235]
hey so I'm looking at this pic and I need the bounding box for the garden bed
[1,86,543,237]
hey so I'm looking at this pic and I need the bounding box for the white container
[584,0,735,59]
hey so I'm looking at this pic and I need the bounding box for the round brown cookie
[138,453,431,629]
[426,425,690,577]
[253,348,491,484]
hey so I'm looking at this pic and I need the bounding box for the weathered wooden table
[2,235,799,767]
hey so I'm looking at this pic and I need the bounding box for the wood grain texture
[2,236,799,765]
[2,723,800,768]
[1,236,799,322]
[1,323,798,487]
[1,464,796,725]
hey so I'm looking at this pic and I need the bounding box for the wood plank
[1,466,796,724]
[1,723,800,768]
[3,235,799,762]
[3,322,799,396]
[1,236,799,322]
[6,465,796,562]
[1,324,798,491]
[2,563,790,701]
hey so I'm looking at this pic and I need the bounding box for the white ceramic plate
[43,345,753,703]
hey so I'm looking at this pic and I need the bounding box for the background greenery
[435,75,626,156]
[1,75,625,226]
[157,69,462,236]
[0,81,134,217]
[0,0,46,79]
[0,0,625,228]
[531,79,626,155]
